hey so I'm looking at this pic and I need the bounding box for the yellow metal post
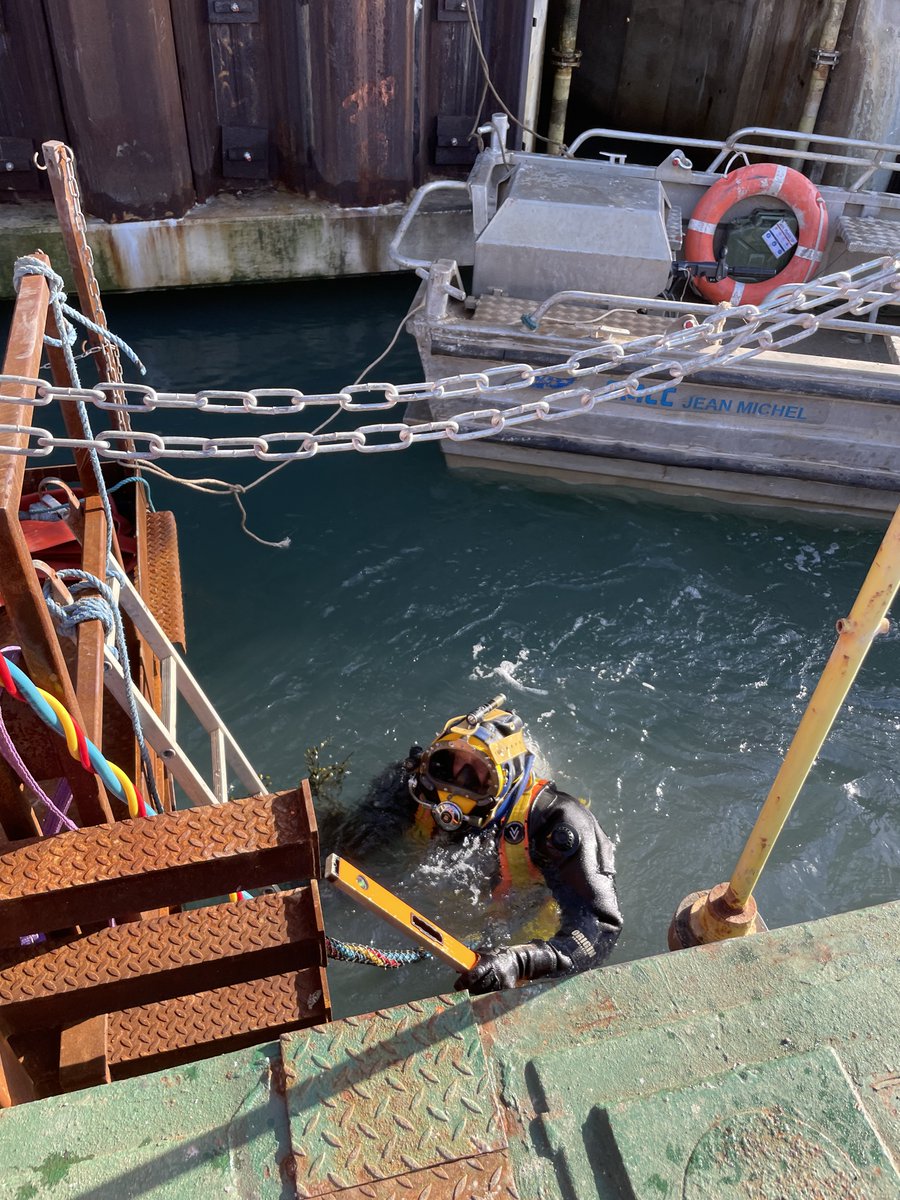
[670,504,900,948]
[726,504,900,908]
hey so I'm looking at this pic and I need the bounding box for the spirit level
[324,854,478,972]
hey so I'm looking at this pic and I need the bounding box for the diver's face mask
[409,695,530,831]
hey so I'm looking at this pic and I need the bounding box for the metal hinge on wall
[208,0,259,23]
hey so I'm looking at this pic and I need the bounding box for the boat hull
[414,345,900,518]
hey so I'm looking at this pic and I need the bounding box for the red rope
[0,656,22,700]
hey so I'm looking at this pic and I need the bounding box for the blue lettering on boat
[619,385,676,407]
[531,375,572,389]
[736,399,807,420]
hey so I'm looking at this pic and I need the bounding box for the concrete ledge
[0,191,474,297]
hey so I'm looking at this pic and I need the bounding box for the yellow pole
[725,504,900,910]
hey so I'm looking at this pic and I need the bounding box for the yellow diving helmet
[410,694,533,831]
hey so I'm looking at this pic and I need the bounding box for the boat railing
[389,179,471,272]
[39,559,264,808]
[565,125,900,193]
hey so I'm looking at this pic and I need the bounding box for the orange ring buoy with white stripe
[684,162,829,305]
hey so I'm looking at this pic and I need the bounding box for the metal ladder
[42,564,265,807]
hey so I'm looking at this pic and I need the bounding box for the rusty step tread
[144,509,187,648]
[0,785,318,946]
[0,885,325,1034]
[106,966,331,1078]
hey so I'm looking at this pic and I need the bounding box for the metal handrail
[388,180,471,271]
[565,125,900,191]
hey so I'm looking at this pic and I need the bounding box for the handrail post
[670,504,900,949]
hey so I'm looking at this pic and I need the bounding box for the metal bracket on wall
[437,0,478,22]
[0,137,36,176]
[221,126,269,179]
[208,0,259,23]
[434,116,478,166]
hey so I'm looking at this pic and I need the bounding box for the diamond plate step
[313,1150,521,1198]
[144,509,186,648]
[282,994,506,1197]
[0,785,318,946]
[107,966,330,1078]
[0,885,325,1034]
[837,215,900,256]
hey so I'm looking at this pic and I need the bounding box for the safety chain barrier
[2,256,899,464]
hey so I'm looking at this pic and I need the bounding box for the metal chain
[3,256,900,463]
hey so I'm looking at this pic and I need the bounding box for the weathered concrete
[0,191,473,298]
[1,900,898,1198]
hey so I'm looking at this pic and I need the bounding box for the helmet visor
[421,742,498,802]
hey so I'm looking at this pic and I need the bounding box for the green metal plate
[0,1043,292,1199]
[599,1047,899,1200]
[282,994,505,1196]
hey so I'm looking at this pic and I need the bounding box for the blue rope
[14,255,162,814]
[108,475,156,512]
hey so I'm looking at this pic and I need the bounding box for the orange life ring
[684,162,829,305]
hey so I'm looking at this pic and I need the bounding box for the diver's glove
[455,942,562,994]
[455,948,522,994]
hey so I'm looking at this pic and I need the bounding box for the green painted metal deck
[1,901,898,1199]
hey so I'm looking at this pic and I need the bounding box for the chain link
[2,257,899,462]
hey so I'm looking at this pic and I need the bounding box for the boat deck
[471,293,900,366]
[3,900,897,1198]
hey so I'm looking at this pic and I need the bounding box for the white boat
[391,119,900,517]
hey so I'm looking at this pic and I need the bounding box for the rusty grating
[0,787,318,944]
[0,886,324,1033]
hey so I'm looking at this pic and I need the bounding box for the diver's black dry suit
[321,762,622,995]
[456,780,623,995]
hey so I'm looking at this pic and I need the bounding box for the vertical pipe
[790,0,849,169]
[546,0,583,155]
[725,504,900,910]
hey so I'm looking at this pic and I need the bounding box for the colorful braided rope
[0,653,148,818]
[325,936,431,968]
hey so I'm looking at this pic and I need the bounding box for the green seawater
[19,276,900,1017]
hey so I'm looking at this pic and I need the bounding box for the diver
[398,694,623,994]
